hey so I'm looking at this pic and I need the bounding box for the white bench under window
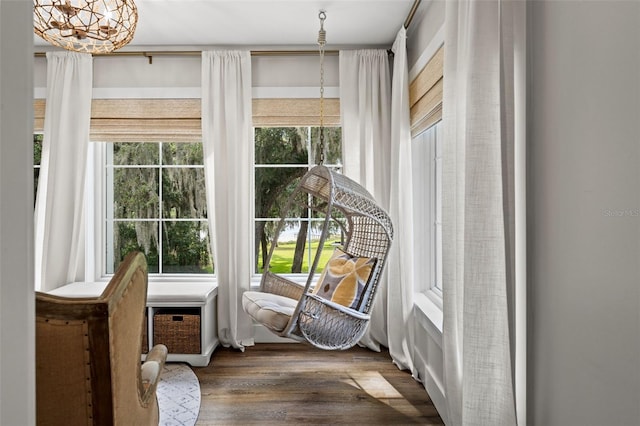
[49,282,218,367]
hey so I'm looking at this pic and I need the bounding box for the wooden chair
[36,251,168,425]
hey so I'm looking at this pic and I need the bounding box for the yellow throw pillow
[313,248,377,309]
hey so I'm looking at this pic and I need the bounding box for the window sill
[147,275,216,285]
[414,291,443,347]
[99,274,216,285]
[49,280,218,304]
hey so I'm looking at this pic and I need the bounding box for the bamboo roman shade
[34,97,340,142]
[253,98,340,127]
[409,45,443,137]
[34,99,200,142]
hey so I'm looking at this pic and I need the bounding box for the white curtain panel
[385,27,417,374]
[201,51,254,349]
[34,52,92,292]
[442,0,525,424]
[340,42,416,374]
[339,50,391,208]
[339,49,391,351]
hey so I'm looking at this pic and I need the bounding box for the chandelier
[34,0,138,54]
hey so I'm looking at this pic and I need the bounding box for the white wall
[34,52,339,98]
[528,1,640,425]
[407,0,444,72]
[0,1,35,424]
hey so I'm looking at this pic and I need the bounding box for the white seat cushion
[242,291,297,332]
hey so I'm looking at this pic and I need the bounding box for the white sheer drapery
[385,27,417,373]
[339,49,391,351]
[442,0,525,424]
[339,49,391,208]
[201,50,255,350]
[339,31,416,374]
[34,52,92,292]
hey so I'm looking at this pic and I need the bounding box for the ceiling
[34,0,417,50]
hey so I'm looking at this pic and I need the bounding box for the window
[34,98,210,277]
[34,134,43,203]
[104,142,213,275]
[410,43,444,298]
[412,122,442,295]
[253,126,342,276]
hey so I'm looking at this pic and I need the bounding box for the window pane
[255,219,341,274]
[111,221,159,273]
[113,168,159,218]
[255,219,309,274]
[34,134,43,166]
[255,127,309,165]
[34,168,40,205]
[253,125,343,276]
[255,167,307,219]
[106,142,212,277]
[411,122,443,294]
[34,134,43,203]
[311,127,342,166]
[162,168,207,219]
[113,142,159,165]
[162,221,213,273]
[434,123,443,291]
[162,142,203,165]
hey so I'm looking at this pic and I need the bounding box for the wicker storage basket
[153,309,201,354]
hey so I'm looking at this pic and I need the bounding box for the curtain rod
[34,50,339,62]
[404,0,422,30]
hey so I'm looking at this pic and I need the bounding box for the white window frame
[33,133,42,168]
[89,141,215,282]
[412,121,443,307]
[252,125,342,283]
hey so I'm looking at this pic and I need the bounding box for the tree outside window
[254,126,342,275]
[106,142,213,275]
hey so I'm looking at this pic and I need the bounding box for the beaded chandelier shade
[34,0,138,54]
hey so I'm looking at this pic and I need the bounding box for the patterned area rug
[157,363,201,426]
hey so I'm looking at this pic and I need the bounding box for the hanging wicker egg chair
[242,165,393,350]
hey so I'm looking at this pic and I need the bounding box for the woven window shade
[34,97,340,142]
[253,98,340,127]
[409,45,444,137]
[34,99,201,142]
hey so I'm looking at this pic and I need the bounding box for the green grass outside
[260,239,341,274]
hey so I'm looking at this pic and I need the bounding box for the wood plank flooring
[192,343,444,425]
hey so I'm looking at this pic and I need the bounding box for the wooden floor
[192,343,444,425]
